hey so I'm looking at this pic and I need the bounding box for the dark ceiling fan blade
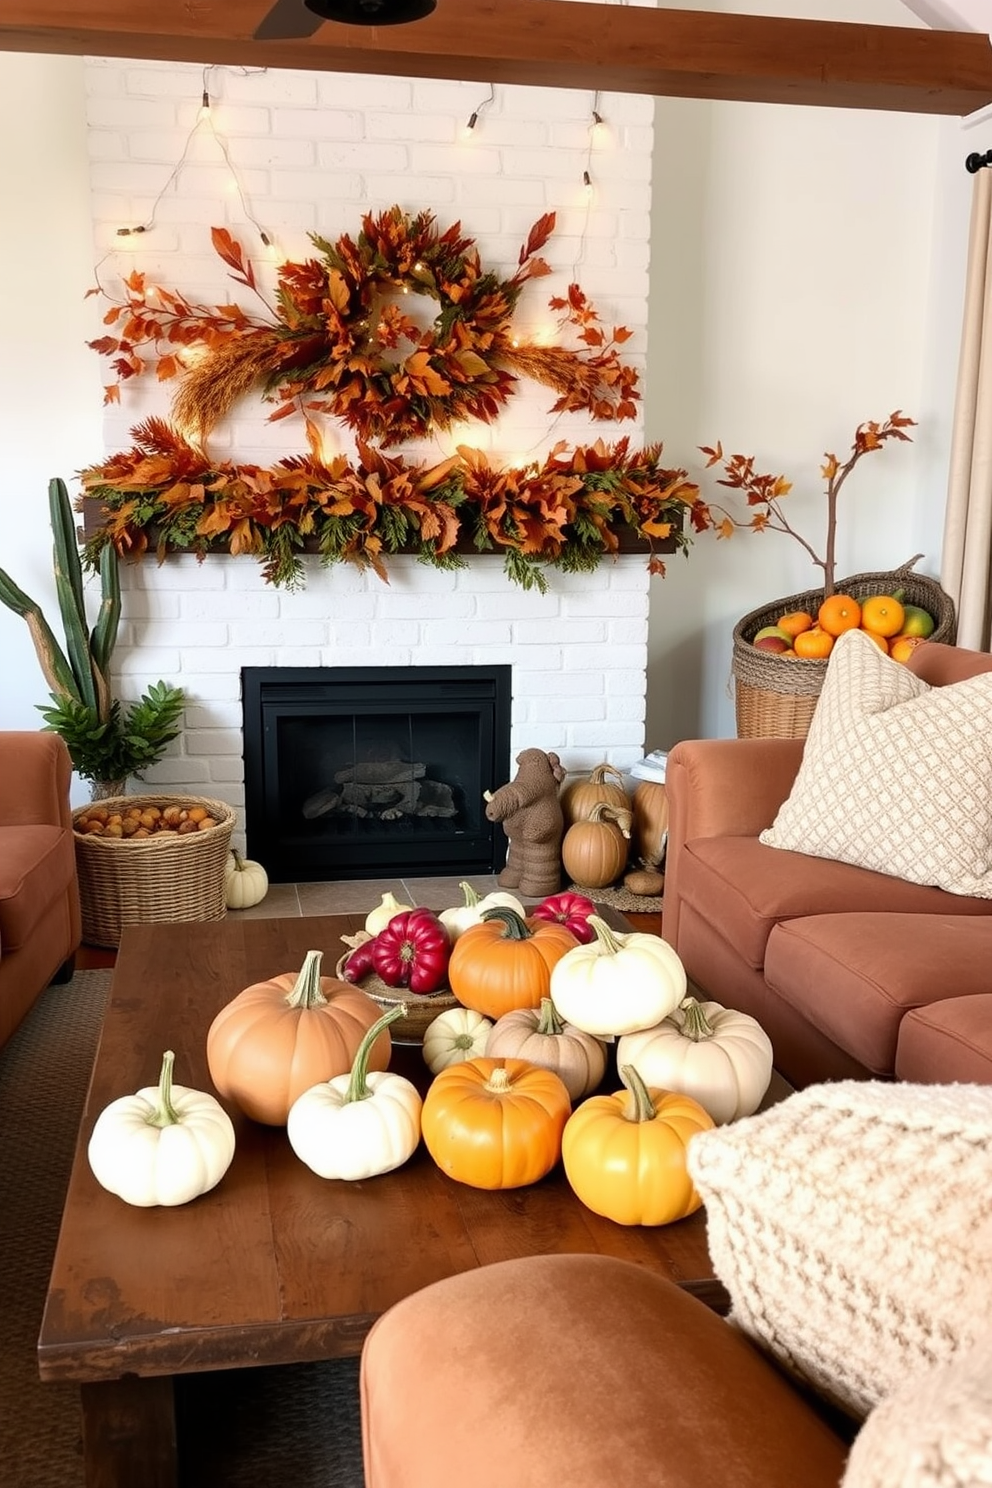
[253,0,324,41]
[254,0,436,40]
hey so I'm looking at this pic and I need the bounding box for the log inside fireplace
[242,665,512,882]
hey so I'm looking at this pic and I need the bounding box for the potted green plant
[0,477,184,796]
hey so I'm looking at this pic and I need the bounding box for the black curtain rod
[966,149,992,172]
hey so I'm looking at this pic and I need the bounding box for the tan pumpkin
[561,802,632,889]
[631,781,669,868]
[560,762,630,829]
[485,997,607,1102]
[206,950,391,1126]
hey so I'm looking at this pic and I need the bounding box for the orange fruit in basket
[777,609,815,638]
[817,593,862,637]
[860,629,889,653]
[890,634,926,665]
[793,628,834,659]
[860,594,905,638]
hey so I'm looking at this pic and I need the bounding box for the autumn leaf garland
[79,419,697,592]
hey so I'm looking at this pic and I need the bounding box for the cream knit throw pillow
[758,627,992,896]
[686,1080,992,1419]
[843,1334,992,1488]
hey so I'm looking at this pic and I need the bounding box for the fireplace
[242,665,512,882]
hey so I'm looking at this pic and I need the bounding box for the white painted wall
[0,54,104,750]
[645,0,973,745]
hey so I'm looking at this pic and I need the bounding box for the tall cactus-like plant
[0,477,184,790]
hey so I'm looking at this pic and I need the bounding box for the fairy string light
[463,81,496,135]
[116,65,273,249]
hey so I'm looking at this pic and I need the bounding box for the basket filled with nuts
[72,793,236,948]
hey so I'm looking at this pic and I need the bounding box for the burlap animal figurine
[485,749,566,899]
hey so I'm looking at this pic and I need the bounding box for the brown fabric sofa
[0,732,81,1048]
[662,640,992,1089]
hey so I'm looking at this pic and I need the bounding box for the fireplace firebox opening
[242,666,512,882]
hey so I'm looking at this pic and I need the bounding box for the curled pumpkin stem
[479,907,532,940]
[344,1003,406,1104]
[619,1064,658,1124]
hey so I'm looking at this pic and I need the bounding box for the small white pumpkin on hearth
[616,996,773,1124]
[87,1051,236,1206]
[223,850,269,910]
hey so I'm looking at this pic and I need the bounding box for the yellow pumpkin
[421,1056,571,1190]
[561,1065,714,1225]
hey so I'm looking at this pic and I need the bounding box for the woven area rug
[0,969,365,1488]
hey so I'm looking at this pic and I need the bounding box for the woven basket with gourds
[732,559,956,740]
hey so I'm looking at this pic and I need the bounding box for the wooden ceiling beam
[1,2,992,116]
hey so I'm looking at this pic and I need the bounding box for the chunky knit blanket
[687,1080,992,1421]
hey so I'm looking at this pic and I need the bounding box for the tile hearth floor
[77,875,664,965]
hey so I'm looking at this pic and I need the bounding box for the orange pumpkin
[206,949,391,1126]
[561,1064,714,1225]
[421,1056,571,1189]
[447,908,578,1020]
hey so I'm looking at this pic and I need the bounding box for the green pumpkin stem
[344,1003,406,1103]
[285,950,330,1010]
[459,880,481,908]
[587,914,626,956]
[619,1064,658,1123]
[231,848,245,871]
[145,1050,182,1128]
[480,906,532,939]
[537,997,564,1036]
[679,996,714,1042]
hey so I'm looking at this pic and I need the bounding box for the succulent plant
[0,477,184,789]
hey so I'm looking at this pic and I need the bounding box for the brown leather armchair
[0,732,81,1047]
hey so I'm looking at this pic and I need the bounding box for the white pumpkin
[87,1050,236,1207]
[617,997,773,1125]
[422,1006,493,1074]
[288,1005,422,1180]
[485,997,607,1102]
[549,914,687,1038]
[438,881,527,941]
[224,850,269,910]
[365,891,414,935]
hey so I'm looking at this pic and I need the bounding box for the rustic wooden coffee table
[39,913,740,1488]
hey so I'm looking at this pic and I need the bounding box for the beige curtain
[942,167,992,652]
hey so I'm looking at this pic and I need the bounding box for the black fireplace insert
[242,665,512,882]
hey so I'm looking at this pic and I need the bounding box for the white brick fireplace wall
[83,52,656,851]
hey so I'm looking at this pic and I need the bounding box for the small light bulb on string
[198,87,211,123]
[463,82,495,139]
[582,169,594,200]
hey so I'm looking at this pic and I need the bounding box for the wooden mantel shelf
[3,2,992,116]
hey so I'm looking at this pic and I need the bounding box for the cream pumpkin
[549,914,686,1037]
[223,850,269,910]
[617,997,773,1124]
